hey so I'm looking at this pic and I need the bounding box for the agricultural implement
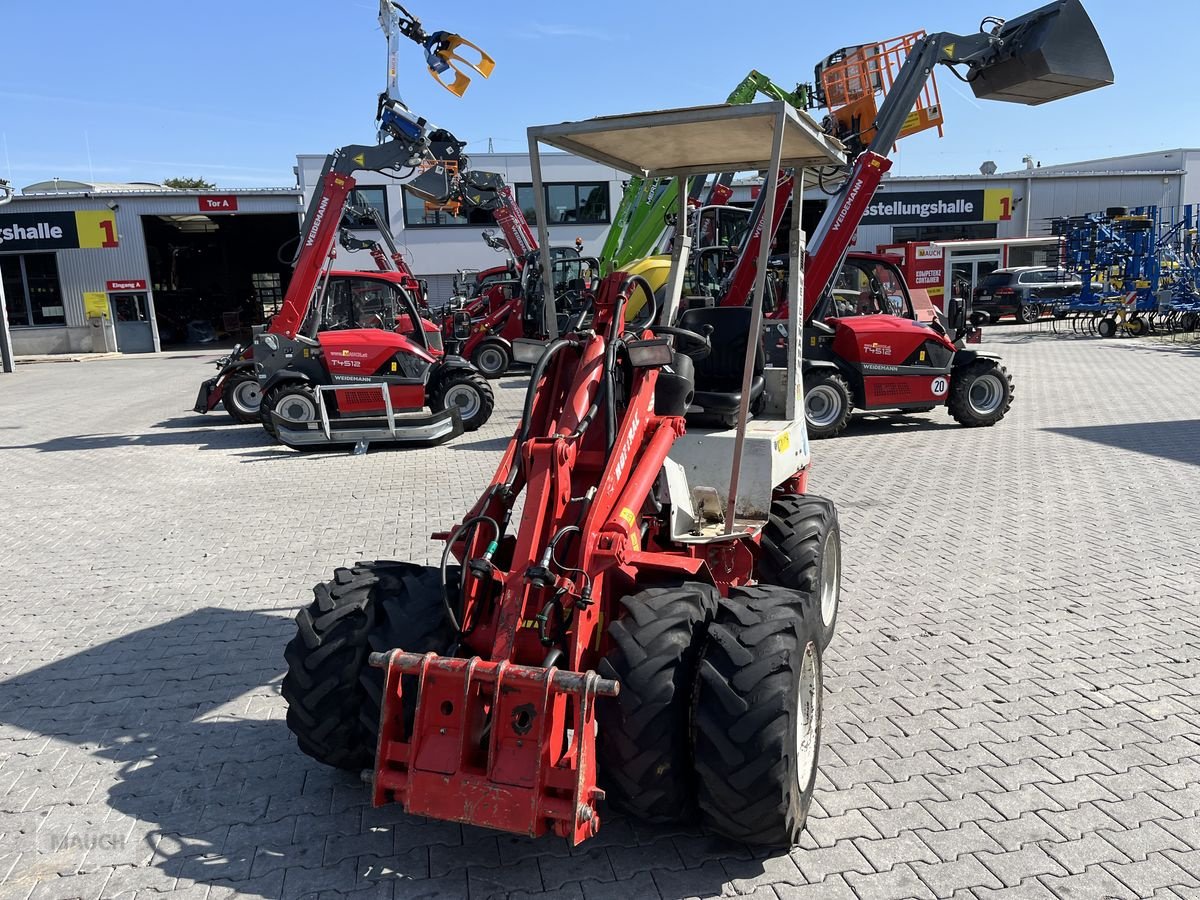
[1043,205,1200,337]
[283,101,847,846]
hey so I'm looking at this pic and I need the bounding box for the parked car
[974,267,1098,324]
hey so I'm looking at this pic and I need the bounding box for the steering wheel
[651,324,712,361]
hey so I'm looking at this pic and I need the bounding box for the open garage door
[142,213,298,347]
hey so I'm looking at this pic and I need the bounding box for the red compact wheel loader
[284,101,847,846]
[281,0,1110,847]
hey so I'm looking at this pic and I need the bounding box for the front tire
[1097,317,1117,338]
[261,382,318,439]
[596,582,718,823]
[693,585,823,847]
[281,561,453,771]
[757,495,840,650]
[947,359,1013,427]
[222,372,262,425]
[430,370,494,431]
[471,341,511,379]
[803,371,853,440]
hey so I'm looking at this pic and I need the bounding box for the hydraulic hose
[440,514,500,634]
[505,337,580,493]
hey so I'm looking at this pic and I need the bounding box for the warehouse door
[110,293,155,353]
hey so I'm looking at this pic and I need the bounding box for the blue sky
[1,1,1194,189]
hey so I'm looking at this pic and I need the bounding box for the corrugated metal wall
[3,191,301,346]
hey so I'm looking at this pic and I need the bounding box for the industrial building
[0,182,301,355]
[7,148,1198,356]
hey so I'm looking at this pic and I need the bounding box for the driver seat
[677,306,765,423]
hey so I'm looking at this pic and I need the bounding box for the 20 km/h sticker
[931,377,949,397]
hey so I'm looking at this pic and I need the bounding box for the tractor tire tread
[596,582,719,823]
[693,585,822,847]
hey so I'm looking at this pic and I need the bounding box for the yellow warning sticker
[618,507,636,526]
[775,432,791,453]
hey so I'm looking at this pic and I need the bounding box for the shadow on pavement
[0,427,269,453]
[1045,419,1200,468]
[831,413,961,439]
[0,608,762,899]
[448,434,511,453]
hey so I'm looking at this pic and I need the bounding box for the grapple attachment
[969,0,1113,105]
[370,651,619,844]
[424,31,496,97]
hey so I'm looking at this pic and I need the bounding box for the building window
[891,223,998,242]
[345,186,388,228]
[251,272,283,319]
[1,253,65,327]
[516,183,610,227]
[401,187,494,227]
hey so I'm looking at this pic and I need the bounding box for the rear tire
[947,359,1013,428]
[1097,317,1117,338]
[430,369,494,431]
[693,585,823,847]
[281,561,453,771]
[222,372,262,424]
[757,495,840,650]
[1128,317,1148,337]
[803,371,853,440]
[1017,303,1039,324]
[471,341,511,379]
[261,382,318,439]
[596,582,719,823]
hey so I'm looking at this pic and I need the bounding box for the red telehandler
[195,206,439,426]
[708,0,1112,438]
[194,3,502,447]
[280,0,1109,848]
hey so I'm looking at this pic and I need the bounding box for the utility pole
[0,178,14,373]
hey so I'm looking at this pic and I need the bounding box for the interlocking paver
[1,331,1198,899]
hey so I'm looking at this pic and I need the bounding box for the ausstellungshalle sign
[862,188,1014,225]
[0,210,119,251]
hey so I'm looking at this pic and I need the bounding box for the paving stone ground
[1,327,1198,900]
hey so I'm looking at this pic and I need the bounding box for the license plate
[978,294,991,302]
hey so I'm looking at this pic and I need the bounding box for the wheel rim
[805,385,844,428]
[276,392,317,423]
[820,531,841,630]
[794,641,821,795]
[442,384,481,420]
[967,372,1006,417]
[1020,305,1038,323]
[476,347,506,375]
[231,379,261,414]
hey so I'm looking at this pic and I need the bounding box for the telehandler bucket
[968,0,1113,105]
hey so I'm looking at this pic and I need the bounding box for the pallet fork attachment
[370,651,619,844]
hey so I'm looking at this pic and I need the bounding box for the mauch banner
[0,210,118,251]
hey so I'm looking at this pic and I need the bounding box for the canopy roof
[528,101,846,178]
